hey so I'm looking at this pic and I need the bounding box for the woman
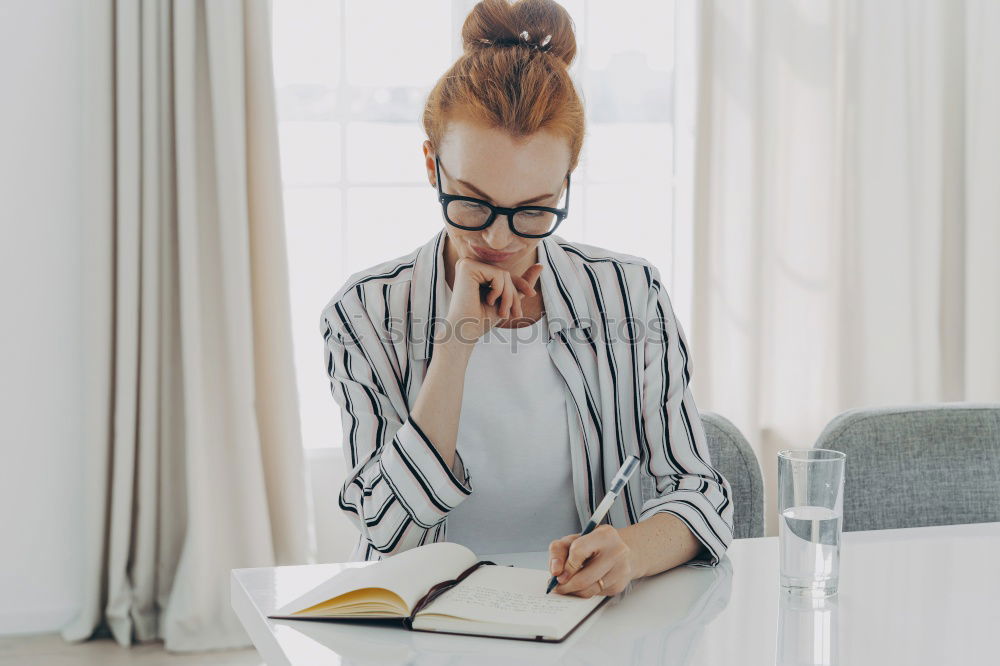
[320,0,733,599]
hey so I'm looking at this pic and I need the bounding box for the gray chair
[703,412,765,538]
[814,403,1000,532]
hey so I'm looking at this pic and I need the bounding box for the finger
[510,274,535,297]
[548,542,568,577]
[521,263,544,290]
[566,571,622,599]
[507,273,524,320]
[497,273,512,319]
[558,530,607,583]
[548,533,579,576]
[484,273,502,306]
[501,272,517,320]
[493,273,507,319]
[555,549,620,596]
[506,272,522,319]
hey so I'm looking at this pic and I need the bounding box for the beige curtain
[62,0,313,651]
[691,0,1000,535]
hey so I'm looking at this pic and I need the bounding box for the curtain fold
[692,0,1000,535]
[63,0,313,651]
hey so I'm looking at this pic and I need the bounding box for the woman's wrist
[435,332,476,364]
[617,513,703,581]
[617,527,648,581]
[443,313,488,349]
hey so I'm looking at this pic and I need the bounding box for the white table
[231,521,1000,665]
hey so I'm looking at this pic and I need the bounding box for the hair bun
[461,0,578,68]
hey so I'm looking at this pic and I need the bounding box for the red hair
[422,0,585,172]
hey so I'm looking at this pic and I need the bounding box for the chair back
[814,403,1000,532]
[704,412,764,538]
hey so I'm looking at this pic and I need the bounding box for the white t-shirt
[443,309,581,556]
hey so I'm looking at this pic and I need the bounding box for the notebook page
[274,541,478,615]
[416,565,603,635]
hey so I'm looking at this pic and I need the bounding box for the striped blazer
[320,228,734,565]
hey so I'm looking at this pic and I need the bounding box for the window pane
[348,85,428,123]
[278,121,341,185]
[284,187,344,449]
[586,66,672,123]
[276,85,340,122]
[273,0,341,87]
[347,122,428,183]
[273,0,341,121]
[584,1,674,122]
[586,0,674,72]
[345,1,451,87]
[346,187,440,275]
[586,122,672,183]
[583,183,672,283]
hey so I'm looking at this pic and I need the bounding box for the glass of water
[777,449,846,597]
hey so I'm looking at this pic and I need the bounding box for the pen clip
[609,455,639,494]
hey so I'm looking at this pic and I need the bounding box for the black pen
[546,455,640,594]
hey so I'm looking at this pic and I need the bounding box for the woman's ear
[422,140,436,187]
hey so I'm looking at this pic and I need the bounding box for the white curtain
[691,0,1000,534]
[62,0,313,651]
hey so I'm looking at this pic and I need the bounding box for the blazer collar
[409,228,593,360]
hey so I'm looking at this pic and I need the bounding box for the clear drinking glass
[777,449,846,597]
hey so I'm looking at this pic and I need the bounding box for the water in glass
[779,505,841,595]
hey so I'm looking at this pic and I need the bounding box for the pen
[545,454,640,594]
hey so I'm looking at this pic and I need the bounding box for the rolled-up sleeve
[638,265,734,566]
[321,300,473,557]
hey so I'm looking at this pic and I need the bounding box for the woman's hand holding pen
[446,257,544,342]
[548,525,637,598]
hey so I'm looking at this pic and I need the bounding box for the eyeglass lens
[445,200,558,236]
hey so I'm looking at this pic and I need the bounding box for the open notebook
[267,541,610,643]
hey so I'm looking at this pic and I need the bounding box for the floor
[0,634,263,665]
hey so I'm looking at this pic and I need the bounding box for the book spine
[403,559,496,629]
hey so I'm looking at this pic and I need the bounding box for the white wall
[0,0,85,636]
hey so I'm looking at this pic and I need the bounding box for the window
[272,0,696,450]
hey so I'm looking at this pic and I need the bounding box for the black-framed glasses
[434,154,571,239]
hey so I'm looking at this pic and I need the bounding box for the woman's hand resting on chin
[445,257,544,343]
